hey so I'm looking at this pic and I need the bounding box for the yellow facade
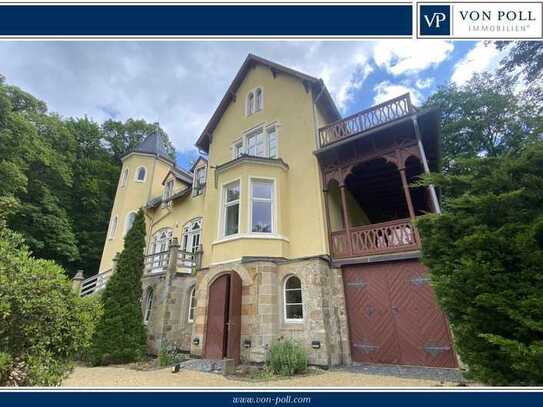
[98,60,335,274]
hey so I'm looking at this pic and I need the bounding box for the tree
[102,118,175,163]
[0,219,100,386]
[423,73,540,172]
[89,209,147,365]
[497,42,543,84]
[416,142,543,385]
[65,118,119,277]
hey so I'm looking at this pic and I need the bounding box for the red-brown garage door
[343,260,457,368]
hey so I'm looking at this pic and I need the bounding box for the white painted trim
[208,258,243,267]
[283,275,305,324]
[108,215,118,240]
[248,176,277,235]
[134,165,147,183]
[245,86,264,117]
[120,168,129,188]
[211,233,289,246]
[187,286,196,323]
[124,211,137,237]
[218,177,242,240]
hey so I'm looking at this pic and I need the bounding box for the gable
[195,54,341,152]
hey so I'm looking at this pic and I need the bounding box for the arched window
[246,92,254,116]
[284,276,304,322]
[124,211,137,236]
[135,166,146,182]
[144,288,154,325]
[255,88,263,112]
[108,215,118,239]
[188,287,197,322]
[182,218,202,253]
[120,168,129,188]
[150,228,173,255]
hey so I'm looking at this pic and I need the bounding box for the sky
[0,40,508,169]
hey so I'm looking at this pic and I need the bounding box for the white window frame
[188,286,196,323]
[232,139,244,160]
[220,179,241,239]
[182,218,202,253]
[283,276,304,323]
[192,166,207,197]
[120,168,129,188]
[144,288,154,325]
[163,179,174,201]
[108,215,118,240]
[246,91,255,116]
[255,87,263,112]
[134,166,147,183]
[124,211,137,236]
[242,122,279,159]
[249,177,276,235]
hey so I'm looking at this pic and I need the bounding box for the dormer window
[246,87,263,116]
[135,166,147,182]
[193,166,207,197]
[163,179,174,201]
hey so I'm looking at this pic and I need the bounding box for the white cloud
[373,81,422,106]
[451,41,508,85]
[0,41,377,151]
[373,40,454,75]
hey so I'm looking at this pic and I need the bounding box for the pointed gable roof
[195,54,342,152]
[126,132,175,164]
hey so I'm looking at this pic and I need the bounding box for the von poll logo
[419,2,543,38]
[420,5,451,35]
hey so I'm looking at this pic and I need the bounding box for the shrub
[158,342,187,367]
[417,143,543,385]
[268,339,308,376]
[89,209,147,365]
[0,222,99,385]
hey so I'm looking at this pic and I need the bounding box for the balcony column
[322,188,334,256]
[71,270,84,295]
[339,184,353,256]
[399,165,416,221]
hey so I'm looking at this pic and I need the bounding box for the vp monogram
[424,12,447,28]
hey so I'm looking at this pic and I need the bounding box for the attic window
[246,88,263,116]
[193,166,207,197]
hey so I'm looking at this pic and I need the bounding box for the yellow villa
[80,54,457,368]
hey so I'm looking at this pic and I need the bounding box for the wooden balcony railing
[318,94,415,149]
[331,218,420,259]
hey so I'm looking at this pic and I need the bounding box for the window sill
[212,233,289,246]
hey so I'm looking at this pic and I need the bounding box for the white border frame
[187,286,196,323]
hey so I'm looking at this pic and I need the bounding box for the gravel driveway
[62,365,461,387]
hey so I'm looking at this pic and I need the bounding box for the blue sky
[0,41,507,170]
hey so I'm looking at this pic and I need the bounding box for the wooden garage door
[343,260,457,368]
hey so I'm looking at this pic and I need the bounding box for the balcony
[318,93,415,149]
[80,269,112,297]
[330,218,420,259]
[144,247,202,275]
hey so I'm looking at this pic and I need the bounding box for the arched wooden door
[204,272,242,363]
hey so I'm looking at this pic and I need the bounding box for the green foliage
[268,339,308,376]
[0,221,101,386]
[158,342,188,367]
[423,73,540,172]
[416,142,543,385]
[0,76,175,277]
[89,209,147,366]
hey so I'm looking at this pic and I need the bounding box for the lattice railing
[80,269,112,297]
[144,250,170,273]
[319,94,414,148]
[331,218,419,259]
[176,249,202,274]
